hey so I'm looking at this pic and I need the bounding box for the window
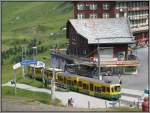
[125,66,137,72]
[90,84,94,91]
[74,80,77,85]
[71,81,74,86]
[89,13,98,18]
[107,87,110,93]
[83,83,87,89]
[111,87,114,92]
[67,80,71,85]
[103,3,109,10]
[119,12,124,17]
[114,86,121,92]
[117,52,125,60]
[90,4,98,10]
[102,86,105,92]
[95,86,102,92]
[103,13,109,18]
[78,81,82,87]
[77,3,84,10]
[77,13,85,19]
[64,77,66,84]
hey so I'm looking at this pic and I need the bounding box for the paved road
[122,47,148,90]
[104,47,148,91]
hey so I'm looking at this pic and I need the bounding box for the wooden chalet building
[66,18,139,74]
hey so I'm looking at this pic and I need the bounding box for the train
[27,65,121,101]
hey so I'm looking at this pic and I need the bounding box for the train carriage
[28,66,121,100]
[56,72,121,101]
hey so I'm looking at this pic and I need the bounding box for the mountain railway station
[51,18,139,76]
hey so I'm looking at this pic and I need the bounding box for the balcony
[131,25,149,32]
[128,6,149,11]
[99,60,139,67]
[128,15,148,20]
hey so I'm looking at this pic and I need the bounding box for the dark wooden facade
[66,21,128,59]
[67,21,88,56]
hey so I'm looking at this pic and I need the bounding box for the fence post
[105,100,107,109]
[119,100,121,107]
[88,101,90,110]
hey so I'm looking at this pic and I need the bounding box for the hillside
[2,1,73,63]
[2,1,73,82]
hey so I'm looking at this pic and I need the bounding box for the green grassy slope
[2,1,73,83]
[2,1,73,50]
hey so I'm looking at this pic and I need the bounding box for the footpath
[2,81,143,108]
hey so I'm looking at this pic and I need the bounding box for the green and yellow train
[28,66,121,101]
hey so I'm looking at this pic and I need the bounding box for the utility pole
[42,67,45,84]
[14,69,16,95]
[32,46,37,80]
[96,38,102,80]
[51,67,56,101]
[22,47,25,79]
[13,61,17,95]
[50,46,56,101]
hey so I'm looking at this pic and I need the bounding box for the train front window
[111,87,114,92]
[114,86,121,92]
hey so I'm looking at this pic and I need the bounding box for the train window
[95,86,97,92]
[83,83,89,90]
[71,81,74,86]
[107,87,110,92]
[102,86,105,92]
[94,86,101,92]
[78,81,82,87]
[87,85,89,90]
[83,83,87,89]
[90,84,94,91]
[58,76,60,80]
[64,78,66,84]
[74,80,77,85]
[67,80,71,85]
[115,86,121,92]
[60,76,62,81]
[97,87,102,92]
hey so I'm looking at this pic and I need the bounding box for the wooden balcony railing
[99,60,139,67]
[128,6,149,11]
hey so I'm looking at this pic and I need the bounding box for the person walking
[68,98,71,107]
[70,98,74,107]
[119,79,122,85]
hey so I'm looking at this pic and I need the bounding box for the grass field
[2,1,72,50]
[2,86,62,106]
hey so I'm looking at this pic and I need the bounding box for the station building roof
[68,18,135,44]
